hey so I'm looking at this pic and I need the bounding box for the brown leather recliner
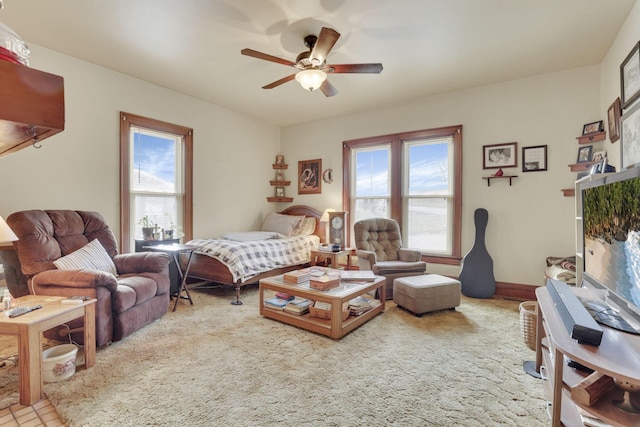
[7,210,171,347]
[354,218,427,300]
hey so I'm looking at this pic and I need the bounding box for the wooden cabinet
[267,160,293,202]
[535,286,640,426]
[0,60,65,158]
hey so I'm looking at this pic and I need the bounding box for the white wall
[600,0,640,170]
[0,45,281,240]
[281,66,602,286]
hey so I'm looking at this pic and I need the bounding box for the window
[120,112,193,252]
[343,125,462,264]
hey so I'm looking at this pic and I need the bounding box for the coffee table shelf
[259,274,385,339]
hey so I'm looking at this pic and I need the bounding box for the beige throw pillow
[53,239,118,276]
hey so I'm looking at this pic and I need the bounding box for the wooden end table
[310,249,352,270]
[143,243,198,311]
[0,295,96,405]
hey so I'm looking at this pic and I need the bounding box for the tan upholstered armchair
[7,210,171,347]
[354,218,427,299]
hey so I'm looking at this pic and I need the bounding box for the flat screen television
[580,166,640,332]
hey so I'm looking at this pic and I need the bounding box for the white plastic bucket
[42,344,78,383]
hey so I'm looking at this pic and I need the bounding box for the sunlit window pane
[355,148,389,197]
[406,198,449,253]
[354,199,389,223]
[132,131,178,193]
[407,141,450,196]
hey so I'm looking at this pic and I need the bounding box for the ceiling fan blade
[328,63,383,74]
[310,27,340,65]
[262,74,296,89]
[320,79,338,97]
[241,48,296,67]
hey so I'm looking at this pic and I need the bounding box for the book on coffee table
[340,270,376,282]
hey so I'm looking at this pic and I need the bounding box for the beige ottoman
[393,274,461,316]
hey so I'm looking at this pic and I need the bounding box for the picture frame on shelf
[576,145,593,163]
[621,100,640,169]
[275,171,284,182]
[591,150,606,163]
[608,97,622,143]
[582,120,604,135]
[482,142,517,169]
[522,145,547,172]
[621,41,640,109]
[298,158,322,194]
[275,154,285,165]
[275,187,284,198]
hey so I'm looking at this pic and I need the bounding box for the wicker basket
[519,301,538,351]
[309,302,350,321]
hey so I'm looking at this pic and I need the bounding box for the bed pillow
[261,212,304,236]
[53,239,118,276]
[290,217,316,236]
[221,231,285,241]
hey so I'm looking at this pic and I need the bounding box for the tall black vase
[459,208,496,298]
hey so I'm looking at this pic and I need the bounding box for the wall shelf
[561,188,575,197]
[269,180,291,186]
[482,175,518,186]
[266,197,293,203]
[576,131,606,144]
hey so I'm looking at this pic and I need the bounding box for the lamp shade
[0,216,18,243]
[295,69,327,91]
[320,208,335,223]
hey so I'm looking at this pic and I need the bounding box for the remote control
[8,305,43,318]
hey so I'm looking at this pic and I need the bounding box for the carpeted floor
[0,284,547,426]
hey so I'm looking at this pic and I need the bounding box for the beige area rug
[0,285,546,426]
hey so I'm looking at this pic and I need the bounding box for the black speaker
[547,279,603,346]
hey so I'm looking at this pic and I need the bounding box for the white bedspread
[187,235,320,283]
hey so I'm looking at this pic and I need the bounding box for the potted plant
[138,215,155,240]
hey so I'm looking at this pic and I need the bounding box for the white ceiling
[0,0,636,127]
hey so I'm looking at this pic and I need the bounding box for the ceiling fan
[241,27,383,97]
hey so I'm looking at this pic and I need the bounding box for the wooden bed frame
[185,205,326,305]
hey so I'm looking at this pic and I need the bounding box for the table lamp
[0,216,18,243]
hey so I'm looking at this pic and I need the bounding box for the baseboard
[495,281,539,301]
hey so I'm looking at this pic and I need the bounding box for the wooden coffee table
[0,295,96,405]
[259,274,385,339]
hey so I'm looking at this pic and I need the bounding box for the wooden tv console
[535,286,640,426]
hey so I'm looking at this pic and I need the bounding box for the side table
[135,238,181,294]
[142,243,198,312]
[310,249,352,270]
[0,295,96,405]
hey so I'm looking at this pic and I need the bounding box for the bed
[184,205,326,304]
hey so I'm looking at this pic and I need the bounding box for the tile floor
[0,400,64,427]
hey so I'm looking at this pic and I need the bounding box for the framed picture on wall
[522,145,547,172]
[582,120,604,135]
[298,158,322,194]
[608,97,622,143]
[482,142,517,169]
[621,100,640,169]
[621,41,640,109]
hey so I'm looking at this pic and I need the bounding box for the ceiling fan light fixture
[295,69,326,91]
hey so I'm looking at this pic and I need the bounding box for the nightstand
[310,249,352,270]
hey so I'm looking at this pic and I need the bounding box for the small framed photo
[621,41,640,109]
[275,154,285,165]
[522,145,547,172]
[298,158,322,194]
[608,97,622,143]
[576,145,593,163]
[275,171,284,182]
[482,142,517,169]
[621,99,640,169]
[591,150,606,163]
[582,120,604,135]
[275,187,284,198]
